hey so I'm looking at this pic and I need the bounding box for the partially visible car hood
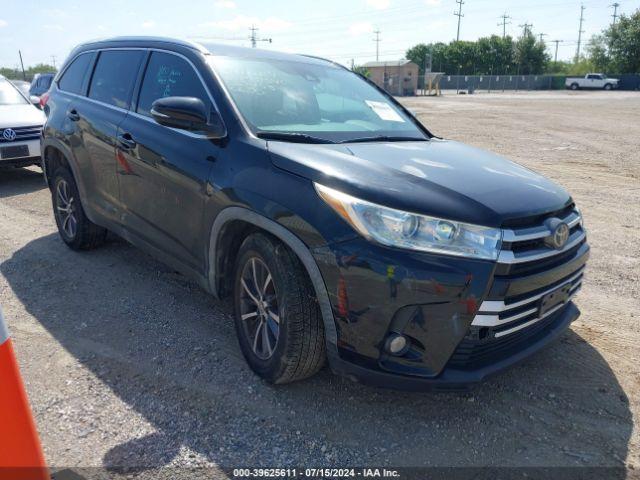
[268,139,571,228]
[0,104,46,128]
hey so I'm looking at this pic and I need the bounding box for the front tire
[233,233,325,384]
[51,168,107,250]
[604,83,612,90]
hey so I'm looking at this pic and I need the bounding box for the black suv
[41,37,589,390]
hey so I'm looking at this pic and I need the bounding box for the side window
[88,50,144,108]
[58,54,93,95]
[136,52,210,117]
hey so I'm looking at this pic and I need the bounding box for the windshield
[207,55,427,143]
[0,79,28,105]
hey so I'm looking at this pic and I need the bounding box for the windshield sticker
[365,100,405,122]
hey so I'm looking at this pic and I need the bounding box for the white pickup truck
[566,73,619,90]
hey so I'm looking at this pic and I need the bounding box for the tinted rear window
[89,50,144,108]
[58,54,93,94]
[136,51,210,117]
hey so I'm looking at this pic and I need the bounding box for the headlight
[315,183,502,260]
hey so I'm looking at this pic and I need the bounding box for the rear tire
[51,167,107,250]
[570,83,579,90]
[233,233,325,384]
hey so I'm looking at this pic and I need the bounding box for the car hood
[268,139,571,227]
[0,104,46,128]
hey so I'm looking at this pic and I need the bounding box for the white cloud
[348,21,374,36]
[214,0,236,8]
[367,0,390,10]
[201,15,291,32]
[0,19,7,27]
[424,0,441,5]
[141,20,156,29]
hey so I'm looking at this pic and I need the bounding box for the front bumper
[313,226,589,389]
[330,302,580,391]
[0,138,41,168]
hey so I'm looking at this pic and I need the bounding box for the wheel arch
[208,207,339,361]
[42,139,83,195]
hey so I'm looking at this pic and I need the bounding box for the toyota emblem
[544,218,570,250]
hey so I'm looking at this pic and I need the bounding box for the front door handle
[117,133,137,151]
[68,109,80,121]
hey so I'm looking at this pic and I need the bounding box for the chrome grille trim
[472,280,582,329]
[493,284,581,337]
[497,229,586,265]
[502,210,581,243]
[498,208,586,265]
[478,266,586,313]
[0,125,42,143]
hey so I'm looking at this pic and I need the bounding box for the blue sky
[0,0,634,70]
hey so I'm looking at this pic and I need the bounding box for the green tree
[605,9,640,73]
[351,65,370,78]
[585,8,640,73]
[514,33,549,74]
[587,35,610,72]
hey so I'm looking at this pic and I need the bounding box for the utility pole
[51,55,57,68]
[551,40,563,62]
[373,29,381,61]
[576,4,585,61]
[248,25,272,48]
[498,13,511,39]
[518,22,533,37]
[538,33,547,43]
[18,50,26,80]
[454,0,464,41]
[610,3,620,24]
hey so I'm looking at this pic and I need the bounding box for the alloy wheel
[55,179,77,239]
[238,257,280,360]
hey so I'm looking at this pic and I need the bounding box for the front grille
[0,125,42,143]
[447,206,588,370]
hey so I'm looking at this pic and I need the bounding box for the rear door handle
[117,133,137,151]
[68,109,80,121]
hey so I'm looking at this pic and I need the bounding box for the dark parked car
[41,37,589,390]
[29,73,54,97]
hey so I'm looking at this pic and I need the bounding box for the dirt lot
[1,90,639,478]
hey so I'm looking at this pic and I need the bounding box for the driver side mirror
[29,95,41,108]
[150,96,226,139]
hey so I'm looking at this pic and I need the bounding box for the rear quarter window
[58,53,93,95]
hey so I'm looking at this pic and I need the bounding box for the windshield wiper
[340,135,428,144]
[256,132,336,144]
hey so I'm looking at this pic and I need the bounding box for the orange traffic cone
[0,308,48,480]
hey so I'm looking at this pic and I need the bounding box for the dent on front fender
[311,238,496,377]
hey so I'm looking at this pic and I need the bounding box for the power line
[610,2,620,24]
[249,25,272,48]
[454,0,464,41]
[551,40,563,62]
[373,29,381,61]
[498,13,511,39]
[519,22,533,37]
[575,4,585,61]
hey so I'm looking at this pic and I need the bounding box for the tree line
[0,63,56,81]
[402,7,639,76]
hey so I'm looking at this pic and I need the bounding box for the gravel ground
[0,90,638,479]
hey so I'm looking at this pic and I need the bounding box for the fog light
[386,334,408,356]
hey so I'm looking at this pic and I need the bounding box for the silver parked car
[0,75,46,169]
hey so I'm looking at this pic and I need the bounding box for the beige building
[362,59,419,96]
